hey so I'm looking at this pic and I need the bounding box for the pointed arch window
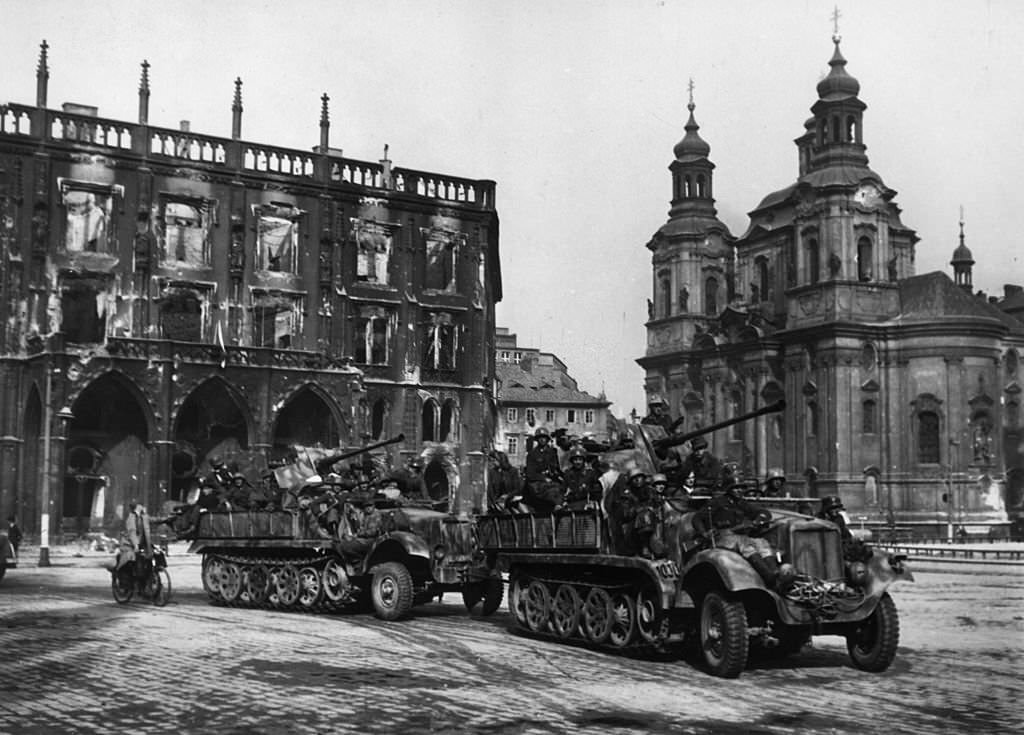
[422,398,439,442]
[371,398,388,440]
[704,276,719,315]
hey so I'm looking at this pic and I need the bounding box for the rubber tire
[154,569,172,607]
[461,583,484,611]
[700,591,749,679]
[111,570,134,604]
[370,562,414,621]
[846,592,900,672]
[508,574,529,627]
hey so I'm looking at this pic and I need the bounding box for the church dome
[816,40,860,100]
[673,103,711,160]
[951,219,974,264]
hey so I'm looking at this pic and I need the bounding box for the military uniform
[562,463,602,510]
[692,488,793,591]
[817,496,873,562]
[524,432,564,513]
[677,439,725,490]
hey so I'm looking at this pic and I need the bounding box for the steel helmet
[650,473,668,485]
[534,427,550,439]
[568,445,588,460]
[648,394,668,407]
[821,495,845,513]
[766,467,786,481]
[628,467,648,480]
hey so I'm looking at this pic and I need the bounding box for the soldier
[692,483,795,592]
[563,446,602,510]
[337,495,384,562]
[524,427,564,513]
[641,395,685,433]
[386,456,429,500]
[604,468,649,556]
[677,436,725,490]
[206,455,234,490]
[762,468,786,497]
[817,495,873,562]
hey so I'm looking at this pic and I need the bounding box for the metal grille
[790,527,844,581]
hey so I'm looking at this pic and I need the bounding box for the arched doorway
[174,378,251,498]
[272,385,345,457]
[66,373,151,532]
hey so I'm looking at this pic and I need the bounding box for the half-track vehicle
[478,402,913,677]
[178,435,502,620]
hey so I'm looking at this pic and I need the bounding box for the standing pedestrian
[6,515,22,558]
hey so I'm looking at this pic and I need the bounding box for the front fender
[683,548,767,593]
[865,550,914,597]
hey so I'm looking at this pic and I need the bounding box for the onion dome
[816,39,860,100]
[951,220,974,265]
[673,101,711,160]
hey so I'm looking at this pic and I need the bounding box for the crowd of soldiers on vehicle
[164,449,439,557]
[485,394,869,592]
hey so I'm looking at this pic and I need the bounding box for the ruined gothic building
[0,44,502,537]
[638,35,1024,536]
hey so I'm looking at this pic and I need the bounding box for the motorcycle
[111,544,172,607]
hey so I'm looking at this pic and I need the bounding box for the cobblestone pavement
[0,547,1021,735]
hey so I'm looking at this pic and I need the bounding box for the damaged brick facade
[0,44,502,539]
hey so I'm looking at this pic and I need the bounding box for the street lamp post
[38,359,73,568]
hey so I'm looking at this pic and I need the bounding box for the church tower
[951,213,975,293]
[642,83,735,415]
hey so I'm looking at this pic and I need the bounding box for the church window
[441,400,457,441]
[819,118,828,145]
[683,176,692,198]
[696,174,707,198]
[371,398,387,440]
[862,399,877,434]
[660,275,671,318]
[1007,349,1019,378]
[423,313,457,370]
[917,411,940,463]
[846,115,856,142]
[831,115,840,143]
[422,399,439,442]
[353,220,393,284]
[857,237,874,281]
[61,183,115,253]
[423,228,463,292]
[160,198,211,266]
[758,258,770,301]
[807,401,819,437]
[704,277,719,315]
[807,239,820,284]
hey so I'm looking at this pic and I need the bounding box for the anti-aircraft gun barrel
[314,433,405,474]
[652,400,786,456]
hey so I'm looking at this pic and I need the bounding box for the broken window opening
[161,199,211,266]
[423,230,462,292]
[159,287,206,343]
[354,308,391,365]
[423,314,457,370]
[61,277,107,344]
[252,291,304,349]
[353,220,393,284]
[62,188,111,253]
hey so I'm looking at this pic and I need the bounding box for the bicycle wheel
[154,569,172,607]
[111,569,134,604]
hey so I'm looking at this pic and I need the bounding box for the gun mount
[313,434,406,474]
[651,400,786,458]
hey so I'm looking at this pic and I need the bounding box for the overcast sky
[3,0,1021,418]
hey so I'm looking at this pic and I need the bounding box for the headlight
[846,561,868,587]
[432,545,447,562]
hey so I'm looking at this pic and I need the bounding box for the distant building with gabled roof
[494,327,611,464]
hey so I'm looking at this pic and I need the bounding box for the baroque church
[638,34,1024,537]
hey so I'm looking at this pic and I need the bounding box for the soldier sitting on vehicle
[692,482,796,593]
[641,394,686,434]
[677,436,725,490]
[524,427,565,513]
[760,468,787,498]
[337,495,385,562]
[385,456,429,501]
[817,495,873,562]
[604,468,655,556]
[562,446,603,510]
